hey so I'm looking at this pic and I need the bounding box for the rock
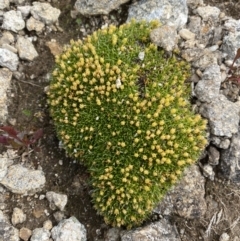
[74,0,130,15]
[17,5,31,19]
[45,40,63,56]
[30,2,61,25]
[192,49,221,70]
[2,10,25,32]
[43,220,52,230]
[120,218,180,241]
[179,28,195,40]
[199,94,240,138]
[0,210,19,241]
[0,48,19,71]
[53,211,65,223]
[220,128,240,183]
[11,207,26,226]
[219,233,230,241]
[196,6,221,21]
[201,164,215,180]
[16,36,38,61]
[31,228,51,241]
[11,0,26,5]
[26,16,45,32]
[150,25,178,52]
[181,47,204,62]
[19,227,32,241]
[0,68,12,123]
[2,44,18,54]
[208,146,220,165]
[211,136,230,149]
[46,191,67,211]
[0,0,9,10]
[0,164,46,195]
[194,65,221,103]
[155,165,206,219]
[186,0,203,10]
[0,32,14,46]
[105,228,121,241]
[51,216,87,241]
[127,0,188,30]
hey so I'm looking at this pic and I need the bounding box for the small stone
[53,211,65,223]
[2,10,25,32]
[0,48,19,71]
[219,233,230,241]
[208,146,220,165]
[16,36,39,61]
[26,16,45,32]
[31,228,51,241]
[51,217,87,241]
[0,31,14,46]
[43,220,53,230]
[19,227,32,241]
[196,6,221,21]
[0,0,9,10]
[179,28,195,40]
[0,164,46,195]
[202,164,215,180]
[150,25,178,52]
[45,40,63,56]
[11,207,26,225]
[46,191,67,211]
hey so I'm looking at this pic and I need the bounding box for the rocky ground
[1,0,240,241]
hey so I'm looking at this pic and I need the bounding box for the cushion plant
[47,20,207,228]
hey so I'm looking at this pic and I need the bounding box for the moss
[47,20,207,228]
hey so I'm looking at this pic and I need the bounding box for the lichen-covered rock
[120,219,181,241]
[127,0,188,29]
[199,94,240,138]
[155,165,207,219]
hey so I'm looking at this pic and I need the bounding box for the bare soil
[3,0,240,241]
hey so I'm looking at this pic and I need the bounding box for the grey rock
[211,136,230,149]
[46,191,67,211]
[127,0,188,30]
[31,228,50,241]
[2,10,25,32]
[199,95,240,138]
[16,36,38,61]
[0,164,46,195]
[121,218,180,241]
[0,157,11,181]
[196,6,221,21]
[74,0,130,15]
[220,128,240,183]
[181,47,204,62]
[11,207,26,226]
[155,165,206,219]
[208,146,220,165]
[30,2,61,25]
[0,68,12,123]
[0,0,9,10]
[0,48,19,71]
[53,211,65,223]
[187,0,203,10]
[222,31,240,62]
[51,217,87,241]
[19,227,32,241]
[192,49,221,70]
[194,65,221,103]
[179,28,195,40]
[0,210,19,241]
[26,17,45,32]
[150,25,178,52]
[105,227,121,241]
[17,6,31,19]
[201,164,215,180]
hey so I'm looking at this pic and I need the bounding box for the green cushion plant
[47,19,207,228]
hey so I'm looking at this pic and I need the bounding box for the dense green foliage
[47,20,207,228]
